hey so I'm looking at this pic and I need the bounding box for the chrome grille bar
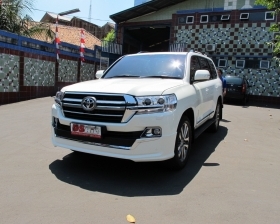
[61,92,137,123]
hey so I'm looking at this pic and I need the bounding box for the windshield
[103,54,186,79]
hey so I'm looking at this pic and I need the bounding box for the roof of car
[225,75,244,79]
[127,51,210,57]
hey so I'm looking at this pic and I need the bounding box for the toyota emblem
[81,97,97,111]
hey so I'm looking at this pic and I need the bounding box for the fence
[0,30,107,105]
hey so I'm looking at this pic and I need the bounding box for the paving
[0,97,280,224]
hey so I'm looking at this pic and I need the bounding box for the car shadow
[49,126,228,197]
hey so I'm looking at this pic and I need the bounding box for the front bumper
[51,103,177,162]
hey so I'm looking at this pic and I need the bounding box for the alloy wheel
[177,122,190,162]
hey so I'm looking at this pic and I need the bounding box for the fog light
[141,127,162,138]
[53,117,59,128]
[152,128,161,135]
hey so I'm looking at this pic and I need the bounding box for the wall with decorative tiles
[173,20,280,98]
[24,57,55,86]
[0,54,19,92]
[80,63,96,81]
[0,30,106,105]
[58,59,78,82]
[116,0,279,103]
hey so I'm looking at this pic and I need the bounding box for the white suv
[52,52,223,169]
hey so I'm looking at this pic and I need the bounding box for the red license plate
[71,123,101,138]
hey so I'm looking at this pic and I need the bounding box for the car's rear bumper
[225,93,246,100]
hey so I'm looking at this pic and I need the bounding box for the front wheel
[169,116,192,170]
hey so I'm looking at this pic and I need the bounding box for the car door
[190,56,209,126]
[197,56,216,119]
[207,58,220,113]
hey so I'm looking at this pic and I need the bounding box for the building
[110,0,280,102]
[40,12,115,40]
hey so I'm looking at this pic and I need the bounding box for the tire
[209,102,221,132]
[169,116,192,170]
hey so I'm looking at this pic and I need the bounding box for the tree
[255,0,280,61]
[0,0,53,40]
[103,29,115,42]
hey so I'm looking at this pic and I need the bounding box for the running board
[194,118,216,139]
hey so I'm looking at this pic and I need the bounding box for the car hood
[61,78,184,96]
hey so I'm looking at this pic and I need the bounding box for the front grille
[54,122,143,147]
[61,92,136,123]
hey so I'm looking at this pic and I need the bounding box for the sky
[30,0,134,26]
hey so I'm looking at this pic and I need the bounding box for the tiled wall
[58,59,78,82]
[175,23,273,50]
[174,22,280,97]
[221,64,279,97]
[0,53,19,92]
[80,63,95,81]
[24,57,55,86]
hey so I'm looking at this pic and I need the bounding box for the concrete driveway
[0,97,279,223]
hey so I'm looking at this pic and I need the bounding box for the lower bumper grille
[53,122,143,148]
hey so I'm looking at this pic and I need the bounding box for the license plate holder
[71,123,102,138]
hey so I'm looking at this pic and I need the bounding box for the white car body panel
[62,78,184,96]
[51,52,223,162]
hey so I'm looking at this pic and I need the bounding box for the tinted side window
[225,77,243,85]
[198,56,210,73]
[208,59,217,79]
[190,56,200,83]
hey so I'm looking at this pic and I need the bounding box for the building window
[236,60,245,68]
[200,15,208,23]
[209,15,222,22]
[218,59,227,67]
[260,60,270,69]
[265,11,274,20]
[240,13,249,20]
[186,16,194,24]
[221,15,230,21]
[178,17,186,24]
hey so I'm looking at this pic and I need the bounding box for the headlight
[54,91,64,106]
[135,94,177,114]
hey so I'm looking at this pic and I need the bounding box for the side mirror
[95,70,104,79]
[194,70,210,81]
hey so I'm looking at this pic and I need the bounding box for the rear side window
[225,77,243,85]
[198,56,217,79]
[198,57,210,71]
[207,59,217,79]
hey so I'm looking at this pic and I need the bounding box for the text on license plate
[71,123,101,138]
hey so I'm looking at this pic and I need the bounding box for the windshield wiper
[106,75,141,78]
[145,75,181,79]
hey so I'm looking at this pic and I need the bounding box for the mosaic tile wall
[58,59,78,82]
[80,63,95,81]
[174,23,280,97]
[24,58,55,86]
[216,60,279,97]
[175,23,273,53]
[0,53,19,92]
